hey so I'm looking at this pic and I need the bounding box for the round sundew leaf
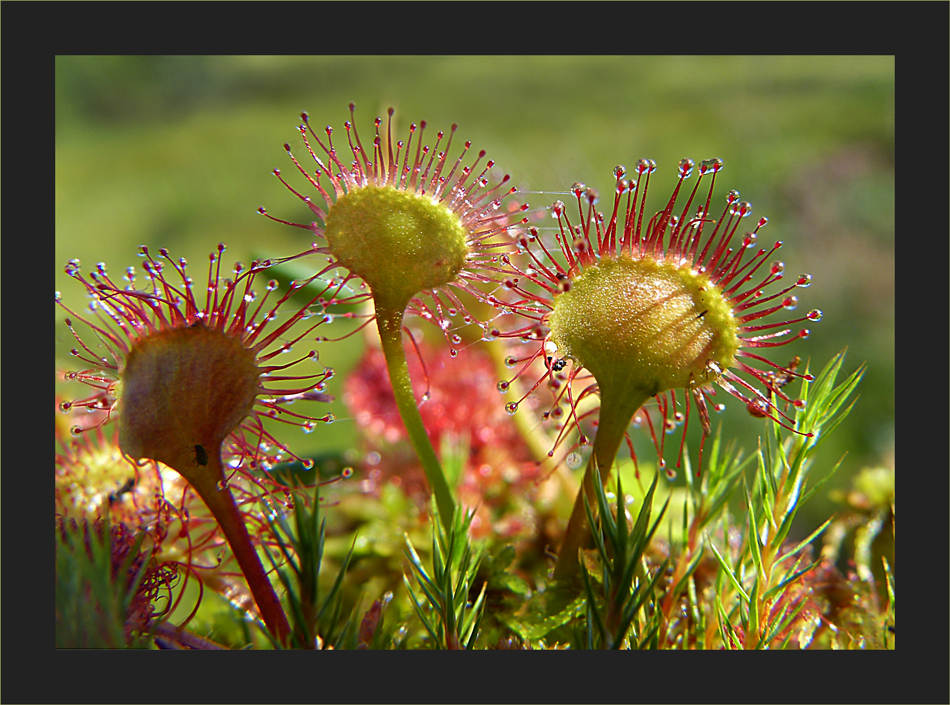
[117,324,259,472]
[325,185,470,310]
[547,255,740,399]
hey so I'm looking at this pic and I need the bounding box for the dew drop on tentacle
[556,273,572,293]
[747,398,770,418]
[730,200,752,218]
[807,309,823,321]
[505,401,518,414]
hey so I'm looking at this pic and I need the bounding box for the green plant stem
[185,454,292,646]
[553,383,651,581]
[375,303,456,533]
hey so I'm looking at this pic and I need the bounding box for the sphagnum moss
[493,158,821,580]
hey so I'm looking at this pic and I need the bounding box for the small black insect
[194,444,209,466]
[108,477,136,505]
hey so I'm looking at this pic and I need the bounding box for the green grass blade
[705,532,751,603]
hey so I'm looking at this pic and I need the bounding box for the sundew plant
[56,98,893,651]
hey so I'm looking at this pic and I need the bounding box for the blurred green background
[55,56,894,531]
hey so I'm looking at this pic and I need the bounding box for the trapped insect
[108,477,135,505]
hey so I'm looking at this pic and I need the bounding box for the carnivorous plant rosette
[260,104,524,527]
[56,245,340,643]
[493,158,821,579]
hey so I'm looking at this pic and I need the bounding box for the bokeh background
[55,55,894,532]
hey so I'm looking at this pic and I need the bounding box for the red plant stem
[184,454,292,647]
